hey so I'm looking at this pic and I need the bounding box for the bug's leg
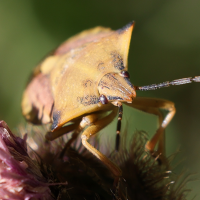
[132,106,165,154]
[47,114,100,158]
[45,118,82,140]
[81,107,122,177]
[58,124,84,158]
[125,97,176,155]
[116,104,123,151]
[62,113,101,150]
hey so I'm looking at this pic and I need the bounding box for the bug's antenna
[116,104,123,151]
[135,76,200,91]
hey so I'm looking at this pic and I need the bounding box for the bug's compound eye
[99,94,108,104]
[120,70,130,78]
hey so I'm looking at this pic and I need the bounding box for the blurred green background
[0,0,200,198]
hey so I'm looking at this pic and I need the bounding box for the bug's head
[98,71,136,106]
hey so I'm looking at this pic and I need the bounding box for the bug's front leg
[81,107,122,177]
[125,97,176,156]
[58,114,100,158]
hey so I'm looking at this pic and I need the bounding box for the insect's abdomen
[21,73,54,124]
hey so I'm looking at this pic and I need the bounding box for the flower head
[0,120,192,199]
[0,121,54,200]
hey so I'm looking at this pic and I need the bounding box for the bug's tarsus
[137,76,200,91]
[115,105,123,151]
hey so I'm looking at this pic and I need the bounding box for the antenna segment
[136,76,200,91]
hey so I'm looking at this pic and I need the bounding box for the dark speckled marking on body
[105,73,118,81]
[82,79,93,88]
[97,62,105,71]
[77,95,99,106]
[124,77,134,88]
[117,21,134,34]
[98,73,118,91]
[52,111,61,130]
[107,96,123,101]
[111,52,124,71]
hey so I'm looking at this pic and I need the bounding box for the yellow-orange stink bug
[22,22,200,177]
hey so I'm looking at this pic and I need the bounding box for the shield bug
[22,22,200,177]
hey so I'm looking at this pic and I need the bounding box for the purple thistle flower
[0,120,192,200]
[0,120,55,200]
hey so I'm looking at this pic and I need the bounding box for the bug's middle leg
[81,107,122,177]
[56,114,100,158]
[64,113,101,148]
